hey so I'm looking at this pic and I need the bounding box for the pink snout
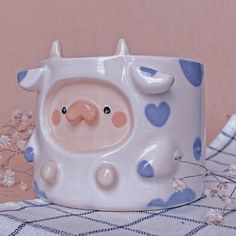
[66,100,99,125]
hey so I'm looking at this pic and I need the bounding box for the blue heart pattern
[137,160,155,178]
[145,102,170,127]
[193,136,202,161]
[179,59,203,87]
[148,188,196,207]
[33,180,48,200]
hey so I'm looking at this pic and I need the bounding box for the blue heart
[33,180,48,200]
[145,102,170,127]
[148,188,196,207]
[24,147,34,162]
[193,137,202,161]
[179,59,203,87]
[137,160,154,178]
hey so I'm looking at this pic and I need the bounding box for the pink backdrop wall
[0,0,236,144]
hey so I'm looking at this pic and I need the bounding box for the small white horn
[50,40,62,57]
[116,38,129,55]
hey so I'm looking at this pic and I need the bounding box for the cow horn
[116,38,129,55]
[50,40,62,57]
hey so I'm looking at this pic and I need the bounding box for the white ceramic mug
[17,39,205,210]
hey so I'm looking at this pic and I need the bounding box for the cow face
[45,79,132,153]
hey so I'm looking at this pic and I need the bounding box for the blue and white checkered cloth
[1,115,236,236]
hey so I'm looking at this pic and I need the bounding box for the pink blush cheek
[112,111,127,128]
[52,109,61,125]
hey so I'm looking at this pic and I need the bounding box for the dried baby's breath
[0,110,35,191]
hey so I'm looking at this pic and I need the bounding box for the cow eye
[61,107,67,114]
[103,106,111,114]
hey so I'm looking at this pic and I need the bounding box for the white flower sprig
[0,169,15,187]
[228,163,236,176]
[206,209,223,224]
[0,135,11,149]
[172,177,186,192]
[173,150,236,224]
[0,109,35,189]
[19,181,28,191]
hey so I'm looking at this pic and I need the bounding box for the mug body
[18,41,205,210]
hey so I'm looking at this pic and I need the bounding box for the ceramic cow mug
[17,39,205,210]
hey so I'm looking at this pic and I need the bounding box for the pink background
[0,0,236,144]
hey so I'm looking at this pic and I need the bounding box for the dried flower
[28,129,34,135]
[206,209,223,224]
[19,181,28,191]
[21,115,28,124]
[0,110,35,192]
[204,188,216,197]
[0,169,16,187]
[17,139,27,152]
[11,130,19,139]
[217,182,227,196]
[27,111,33,119]
[11,109,22,120]
[228,164,236,176]
[175,155,236,223]
[173,150,183,161]
[4,169,15,177]
[0,135,11,149]
[172,177,186,192]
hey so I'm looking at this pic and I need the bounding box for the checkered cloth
[1,115,236,236]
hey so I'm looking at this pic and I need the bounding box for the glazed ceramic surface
[18,39,205,210]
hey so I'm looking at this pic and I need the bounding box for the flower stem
[179,174,205,180]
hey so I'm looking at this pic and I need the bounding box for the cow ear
[130,64,175,94]
[17,68,44,92]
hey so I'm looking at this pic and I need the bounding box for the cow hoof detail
[95,163,117,190]
[41,161,58,184]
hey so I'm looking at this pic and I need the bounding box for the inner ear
[130,64,175,94]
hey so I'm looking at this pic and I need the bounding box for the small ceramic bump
[137,160,154,178]
[24,147,34,162]
[95,163,117,190]
[40,161,58,184]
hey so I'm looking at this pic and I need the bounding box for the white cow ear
[130,64,175,94]
[17,68,44,92]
